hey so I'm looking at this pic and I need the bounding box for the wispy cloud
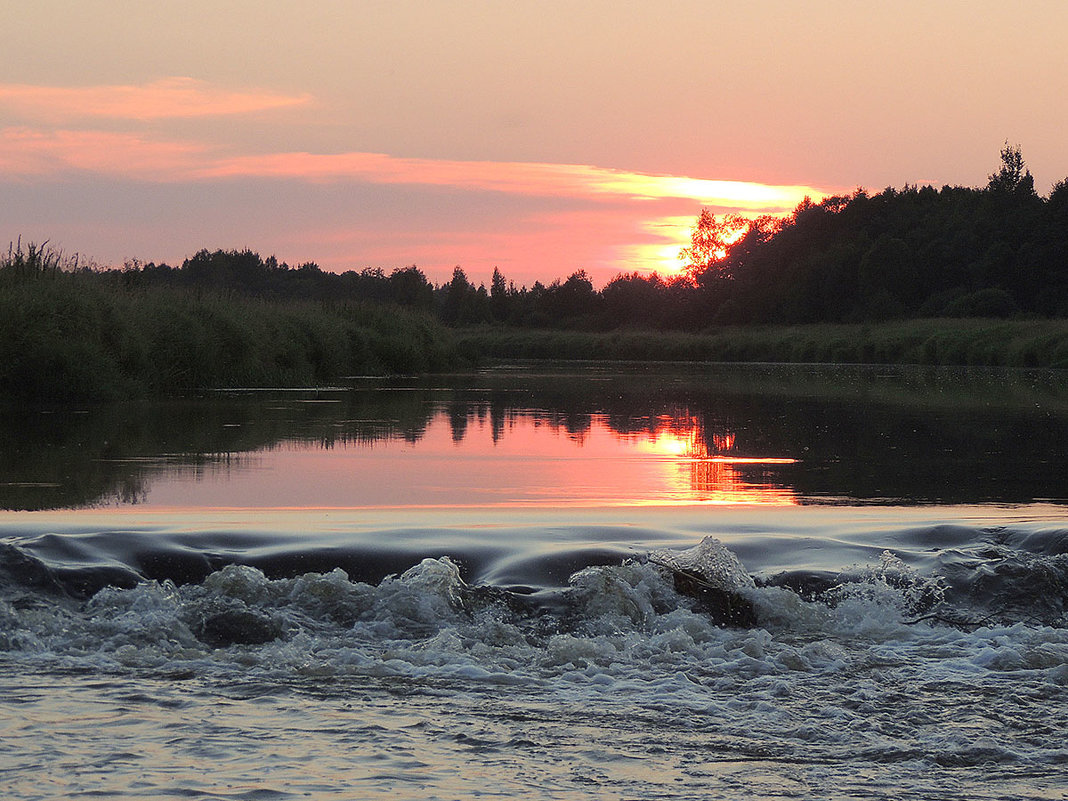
[0,126,830,213]
[0,128,209,179]
[0,77,311,121]
[204,152,823,211]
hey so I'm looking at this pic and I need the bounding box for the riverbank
[0,274,457,401]
[456,318,1068,369]
[3,270,1067,403]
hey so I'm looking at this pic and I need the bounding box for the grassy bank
[4,267,1067,403]
[455,319,1068,369]
[0,272,458,401]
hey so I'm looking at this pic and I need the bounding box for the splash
[648,536,758,627]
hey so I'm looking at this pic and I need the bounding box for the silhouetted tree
[602,272,667,328]
[490,267,511,322]
[388,265,434,308]
[674,145,1068,324]
[539,270,599,324]
[183,249,272,291]
[439,266,489,325]
[678,209,748,281]
[988,142,1036,196]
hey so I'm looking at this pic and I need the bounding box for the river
[2,363,1066,799]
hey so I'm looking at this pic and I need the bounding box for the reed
[4,257,1065,403]
[455,319,1068,368]
[0,271,459,401]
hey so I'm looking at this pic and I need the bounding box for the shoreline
[456,318,1068,369]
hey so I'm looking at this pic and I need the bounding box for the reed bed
[0,272,457,401]
[5,264,1066,403]
[455,319,1068,369]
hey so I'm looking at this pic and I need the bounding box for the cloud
[1,123,830,215]
[202,152,824,212]
[0,127,210,179]
[0,77,311,121]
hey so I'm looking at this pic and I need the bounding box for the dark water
[2,364,1067,799]
[3,362,1067,511]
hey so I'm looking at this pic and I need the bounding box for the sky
[2,1,1067,288]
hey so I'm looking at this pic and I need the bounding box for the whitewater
[2,506,1067,800]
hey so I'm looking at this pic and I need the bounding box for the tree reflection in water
[2,364,1066,510]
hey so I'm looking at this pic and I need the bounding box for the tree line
[683,144,1068,324]
[6,145,1066,329]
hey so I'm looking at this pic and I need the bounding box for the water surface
[2,364,1067,800]
[4,362,1066,511]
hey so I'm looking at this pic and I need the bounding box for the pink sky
[3,2,1067,287]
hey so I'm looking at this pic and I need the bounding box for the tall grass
[455,319,1068,369]
[0,268,458,401]
[4,238,1066,403]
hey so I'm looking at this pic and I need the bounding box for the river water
[1,364,1067,800]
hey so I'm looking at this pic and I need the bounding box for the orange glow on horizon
[0,79,838,282]
[0,125,830,212]
[622,211,780,278]
[198,152,827,214]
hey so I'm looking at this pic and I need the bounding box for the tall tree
[678,209,749,281]
[988,142,1036,196]
[490,267,510,321]
[440,266,488,324]
[388,265,434,308]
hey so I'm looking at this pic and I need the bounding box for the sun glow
[614,215,701,276]
[0,77,840,283]
[627,416,799,505]
[619,211,771,278]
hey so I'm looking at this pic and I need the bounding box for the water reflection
[620,416,797,505]
[1,364,1066,511]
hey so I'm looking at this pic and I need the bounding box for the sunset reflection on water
[5,366,1064,514]
[623,415,798,506]
[118,406,800,510]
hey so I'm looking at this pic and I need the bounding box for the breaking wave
[3,521,1068,799]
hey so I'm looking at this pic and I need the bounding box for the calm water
[2,364,1067,799]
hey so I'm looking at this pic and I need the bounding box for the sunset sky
[3,1,1067,287]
